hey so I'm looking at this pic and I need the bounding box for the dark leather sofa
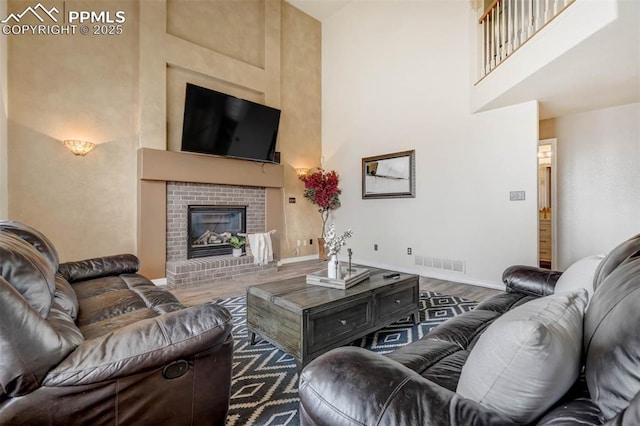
[0,221,234,425]
[299,233,640,425]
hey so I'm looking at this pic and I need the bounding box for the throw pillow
[555,254,606,306]
[456,289,588,424]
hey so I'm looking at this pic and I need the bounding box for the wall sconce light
[295,168,310,178]
[63,140,96,156]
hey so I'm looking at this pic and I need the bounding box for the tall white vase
[328,254,339,279]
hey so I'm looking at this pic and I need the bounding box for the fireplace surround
[137,148,284,283]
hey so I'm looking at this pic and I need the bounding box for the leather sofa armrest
[43,303,232,386]
[502,265,561,297]
[299,347,514,426]
[58,254,140,283]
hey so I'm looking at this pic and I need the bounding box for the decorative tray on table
[306,266,370,290]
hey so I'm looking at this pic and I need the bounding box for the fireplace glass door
[188,205,246,258]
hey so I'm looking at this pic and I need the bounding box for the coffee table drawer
[308,296,372,353]
[375,281,418,325]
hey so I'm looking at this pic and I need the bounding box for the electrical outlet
[288,197,296,203]
[407,248,412,255]
[374,244,378,251]
[303,240,307,246]
[297,240,301,247]
[309,239,313,245]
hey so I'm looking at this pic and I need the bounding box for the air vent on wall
[417,255,466,274]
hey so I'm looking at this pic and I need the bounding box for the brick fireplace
[137,148,284,285]
[165,181,276,288]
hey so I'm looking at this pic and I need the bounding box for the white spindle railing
[478,0,576,79]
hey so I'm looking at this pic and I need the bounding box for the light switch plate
[510,191,526,201]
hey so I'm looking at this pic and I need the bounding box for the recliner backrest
[0,232,55,317]
[0,224,83,399]
[0,221,59,270]
[583,233,640,421]
[592,233,640,291]
[0,276,83,397]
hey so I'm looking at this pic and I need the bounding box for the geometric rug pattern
[218,291,477,426]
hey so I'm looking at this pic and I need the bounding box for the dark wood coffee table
[246,268,419,368]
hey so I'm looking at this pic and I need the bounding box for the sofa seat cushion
[80,308,160,340]
[77,288,151,326]
[536,374,602,425]
[74,274,184,340]
[457,290,588,424]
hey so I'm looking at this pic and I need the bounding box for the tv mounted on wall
[181,83,281,163]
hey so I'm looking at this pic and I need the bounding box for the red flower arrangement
[299,169,342,237]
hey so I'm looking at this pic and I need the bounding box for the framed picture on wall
[362,150,416,199]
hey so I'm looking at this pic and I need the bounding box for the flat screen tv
[181,83,281,163]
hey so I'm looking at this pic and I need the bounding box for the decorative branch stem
[321,209,329,238]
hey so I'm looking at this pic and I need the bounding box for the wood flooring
[170,259,502,306]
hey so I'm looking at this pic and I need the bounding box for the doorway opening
[538,138,557,269]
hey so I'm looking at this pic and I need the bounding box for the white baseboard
[151,277,167,287]
[351,258,504,291]
[279,254,319,265]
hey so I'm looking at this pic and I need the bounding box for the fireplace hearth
[188,205,246,259]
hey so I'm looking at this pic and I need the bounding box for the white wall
[322,1,539,288]
[556,103,640,269]
[0,0,7,219]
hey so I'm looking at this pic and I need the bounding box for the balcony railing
[478,0,576,79]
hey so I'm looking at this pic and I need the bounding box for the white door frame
[539,138,558,269]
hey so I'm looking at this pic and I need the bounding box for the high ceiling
[286,0,640,120]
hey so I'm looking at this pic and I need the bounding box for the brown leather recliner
[0,221,233,425]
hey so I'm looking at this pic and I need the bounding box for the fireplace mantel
[137,148,284,279]
[138,148,284,188]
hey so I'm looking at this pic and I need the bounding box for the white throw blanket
[247,232,274,266]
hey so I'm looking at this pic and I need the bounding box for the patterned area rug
[219,291,477,426]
